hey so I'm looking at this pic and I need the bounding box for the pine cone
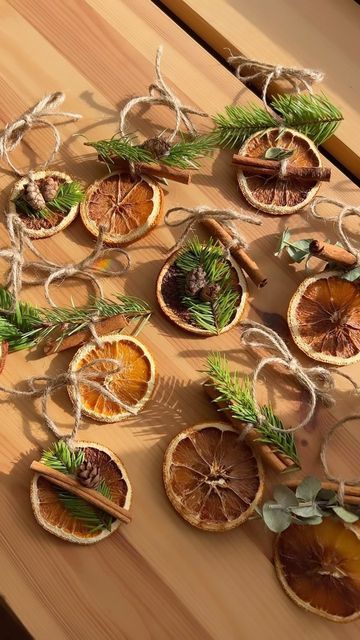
[77,460,100,489]
[23,181,46,212]
[185,265,207,296]
[40,176,59,202]
[200,283,221,302]
[140,137,171,159]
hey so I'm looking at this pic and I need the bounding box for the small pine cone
[200,283,221,302]
[23,181,46,211]
[185,265,207,296]
[40,176,59,202]
[140,137,171,159]
[77,460,100,489]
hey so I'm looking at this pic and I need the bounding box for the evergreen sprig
[175,237,241,333]
[41,440,85,474]
[205,353,299,465]
[159,135,215,168]
[212,93,343,148]
[14,181,84,220]
[85,136,153,168]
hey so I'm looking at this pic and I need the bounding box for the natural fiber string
[227,53,324,113]
[311,196,360,265]
[0,92,81,176]
[164,206,261,255]
[320,415,360,505]
[119,46,208,144]
[0,214,25,310]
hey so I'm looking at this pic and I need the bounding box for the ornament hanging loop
[310,196,360,266]
[320,415,360,504]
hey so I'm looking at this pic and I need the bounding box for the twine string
[0,92,81,176]
[310,196,360,265]
[320,415,360,505]
[0,214,25,310]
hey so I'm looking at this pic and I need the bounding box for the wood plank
[162,0,360,178]
[0,0,359,638]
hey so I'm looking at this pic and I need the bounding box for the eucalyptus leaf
[296,476,322,501]
[273,485,298,508]
[342,266,360,282]
[331,506,359,523]
[291,504,323,518]
[274,228,291,257]
[317,489,337,505]
[293,515,323,526]
[262,502,292,532]
[264,147,294,161]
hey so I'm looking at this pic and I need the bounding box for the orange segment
[69,334,156,422]
[80,171,163,245]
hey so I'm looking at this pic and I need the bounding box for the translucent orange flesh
[73,339,152,416]
[87,173,155,236]
[36,447,129,539]
[295,276,360,358]
[277,519,360,618]
[242,130,318,208]
[169,427,260,524]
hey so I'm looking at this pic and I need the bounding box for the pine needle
[41,440,85,474]
[85,136,153,167]
[14,181,84,220]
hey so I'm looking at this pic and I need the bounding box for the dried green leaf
[264,147,293,161]
[273,486,298,508]
[295,476,322,501]
[331,506,359,523]
[291,504,323,518]
[342,266,360,282]
[262,502,292,533]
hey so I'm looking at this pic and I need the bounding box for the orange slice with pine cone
[68,334,156,422]
[237,128,321,215]
[274,518,360,622]
[80,171,163,245]
[9,170,81,238]
[163,422,264,531]
[288,271,360,365]
[31,440,131,544]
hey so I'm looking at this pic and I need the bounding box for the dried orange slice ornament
[9,171,81,238]
[31,441,131,544]
[288,271,360,365]
[237,128,321,215]
[163,422,264,531]
[274,518,360,622]
[68,334,156,422]
[80,172,163,245]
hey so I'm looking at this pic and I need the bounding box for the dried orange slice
[9,170,79,238]
[274,518,360,622]
[288,271,360,366]
[80,171,163,245]
[237,128,321,215]
[31,441,131,544]
[163,422,264,531]
[68,334,156,422]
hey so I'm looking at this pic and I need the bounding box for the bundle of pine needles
[14,181,84,219]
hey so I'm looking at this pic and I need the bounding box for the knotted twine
[227,53,324,114]
[320,414,360,505]
[310,196,360,266]
[119,46,208,144]
[0,92,81,176]
[0,214,130,310]
[0,359,136,448]
[164,206,261,255]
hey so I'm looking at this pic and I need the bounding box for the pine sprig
[14,181,84,220]
[159,134,215,169]
[205,353,299,465]
[41,440,85,474]
[212,93,343,148]
[85,136,153,167]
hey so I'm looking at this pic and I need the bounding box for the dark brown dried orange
[288,271,360,365]
[274,518,360,622]
[237,128,321,214]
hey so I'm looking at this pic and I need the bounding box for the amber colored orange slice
[80,171,163,245]
[31,441,131,544]
[274,518,360,622]
[163,422,264,531]
[68,334,156,422]
[237,128,321,215]
[288,271,360,366]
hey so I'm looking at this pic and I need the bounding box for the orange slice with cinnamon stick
[288,271,360,365]
[80,171,163,245]
[237,128,321,215]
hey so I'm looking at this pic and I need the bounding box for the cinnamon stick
[204,381,297,473]
[201,218,267,288]
[43,314,128,355]
[284,478,360,506]
[309,239,356,268]
[31,460,132,524]
[232,154,331,182]
[97,155,192,184]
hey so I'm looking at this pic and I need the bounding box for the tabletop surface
[163,0,360,179]
[0,1,359,639]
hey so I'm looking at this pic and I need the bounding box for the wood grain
[162,0,360,179]
[0,1,359,638]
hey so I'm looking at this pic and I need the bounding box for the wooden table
[0,1,359,638]
[163,0,360,179]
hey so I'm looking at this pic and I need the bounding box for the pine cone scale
[41,176,59,202]
[185,265,207,296]
[140,137,171,159]
[77,460,100,489]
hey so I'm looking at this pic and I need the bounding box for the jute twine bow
[0,92,81,176]
[227,53,324,113]
[119,46,208,144]
[240,321,335,433]
[320,415,360,505]
[0,215,130,310]
[164,206,261,255]
[0,358,136,446]
[311,196,360,266]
